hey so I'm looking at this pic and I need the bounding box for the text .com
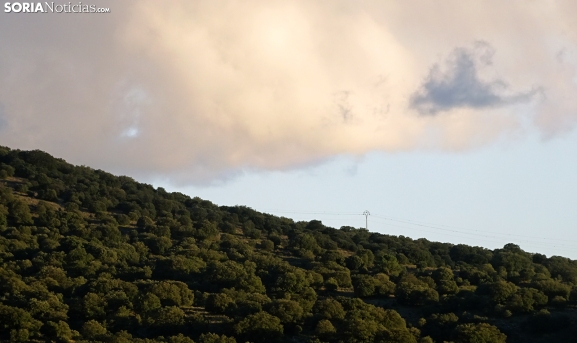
[4,2,110,13]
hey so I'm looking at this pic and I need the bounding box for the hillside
[0,146,576,343]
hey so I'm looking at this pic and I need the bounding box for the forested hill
[1,146,577,343]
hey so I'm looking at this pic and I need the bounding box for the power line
[371,214,577,243]
[369,217,577,251]
[259,208,577,249]
[261,209,363,216]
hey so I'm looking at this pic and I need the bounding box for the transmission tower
[363,210,370,230]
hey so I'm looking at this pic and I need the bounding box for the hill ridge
[0,145,576,342]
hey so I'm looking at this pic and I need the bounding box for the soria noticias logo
[4,2,110,13]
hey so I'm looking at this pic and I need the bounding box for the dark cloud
[411,43,536,115]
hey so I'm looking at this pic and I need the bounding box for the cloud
[411,43,538,115]
[0,1,576,184]
[0,103,7,131]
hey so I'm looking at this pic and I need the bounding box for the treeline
[0,146,576,342]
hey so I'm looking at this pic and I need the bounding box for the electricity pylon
[363,210,370,230]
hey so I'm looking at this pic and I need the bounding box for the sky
[1,1,577,258]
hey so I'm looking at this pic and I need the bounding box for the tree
[506,288,547,313]
[376,328,418,343]
[452,323,506,343]
[167,255,206,279]
[432,267,458,295]
[146,235,173,254]
[266,299,304,324]
[325,277,339,291]
[293,286,318,313]
[353,275,377,297]
[8,199,33,225]
[0,164,14,177]
[532,279,571,300]
[0,304,42,340]
[315,319,336,338]
[150,306,185,327]
[10,328,30,343]
[333,270,353,288]
[82,320,107,340]
[293,233,320,254]
[346,255,364,270]
[357,249,375,268]
[0,204,7,228]
[343,315,384,343]
[42,321,73,343]
[167,334,196,343]
[83,292,107,319]
[150,281,194,306]
[196,220,220,240]
[314,298,345,320]
[477,281,518,304]
[260,239,275,251]
[199,333,237,343]
[276,270,310,294]
[374,274,396,295]
[206,293,236,314]
[491,247,532,278]
[209,260,266,293]
[380,309,408,330]
[137,293,162,313]
[374,252,403,276]
[234,311,283,343]
[28,295,69,322]
[395,276,439,306]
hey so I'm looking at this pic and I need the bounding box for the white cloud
[0,1,576,184]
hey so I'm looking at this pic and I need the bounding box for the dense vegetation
[0,146,576,343]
